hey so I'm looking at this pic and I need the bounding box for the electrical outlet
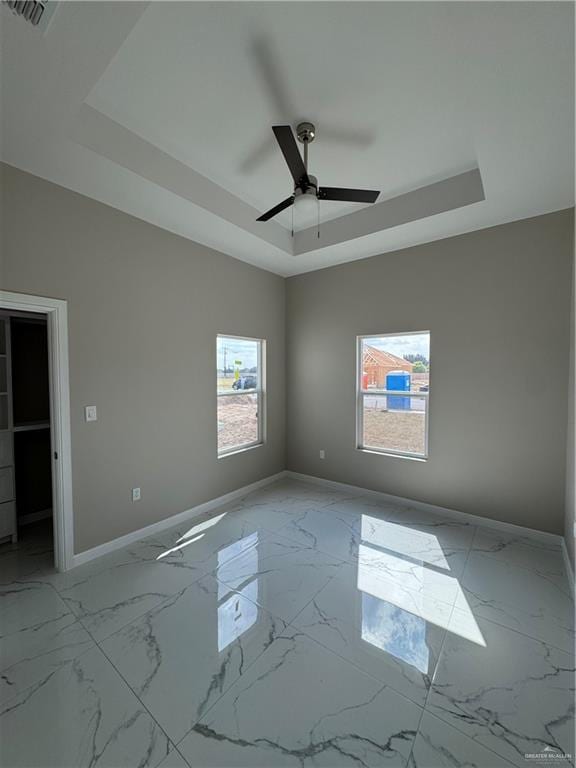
[132,487,141,502]
[85,405,97,422]
[319,449,326,459]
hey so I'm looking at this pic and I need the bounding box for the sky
[217,332,430,371]
[366,333,430,360]
[217,336,259,370]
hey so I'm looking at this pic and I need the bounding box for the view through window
[358,332,430,458]
[217,335,264,455]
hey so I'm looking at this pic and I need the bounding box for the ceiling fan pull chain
[317,199,320,239]
[291,202,294,238]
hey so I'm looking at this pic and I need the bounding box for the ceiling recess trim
[294,169,485,256]
[71,104,293,255]
[73,103,486,258]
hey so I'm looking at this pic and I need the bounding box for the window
[357,332,430,459]
[217,335,264,456]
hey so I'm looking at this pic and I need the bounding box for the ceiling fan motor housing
[295,174,318,198]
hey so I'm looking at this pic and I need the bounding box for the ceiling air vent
[2,0,57,29]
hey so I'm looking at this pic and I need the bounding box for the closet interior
[0,311,53,563]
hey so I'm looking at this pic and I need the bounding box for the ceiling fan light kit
[256,122,381,230]
[294,181,319,209]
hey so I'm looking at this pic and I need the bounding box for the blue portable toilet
[386,371,411,410]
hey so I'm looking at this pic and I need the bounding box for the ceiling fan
[256,122,380,222]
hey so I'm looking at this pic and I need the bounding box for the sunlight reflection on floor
[359,514,485,648]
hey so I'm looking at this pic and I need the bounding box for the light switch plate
[132,487,141,502]
[85,405,97,422]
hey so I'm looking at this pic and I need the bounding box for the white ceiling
[1,1,573,276]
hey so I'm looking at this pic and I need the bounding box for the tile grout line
[215,541,459,722]
[166,502,378,755]
[1,524,290,758]
[414,523,566,768]
[447,602,574,657]
[234,513,456,763]
[255,496,575,761]
[323,502,569,583]
[85,624,176,767]
[82,568,265,766]
[86,551,301,757]
[3,482,571,767]
[413,708,520,768]
[170,603,305,753]
[287,473,565,547]
[42,524,281,646]
[454,529,574,656]
[0,624,97,712]
[352,545,569,647]
[418,698,529,768]
[404,523,482,766]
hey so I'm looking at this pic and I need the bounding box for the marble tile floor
[0,518,55,584]
[0,479,573,767]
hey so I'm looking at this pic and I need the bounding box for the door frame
[0,291,74,571]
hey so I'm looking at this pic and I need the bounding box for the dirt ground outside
[363,409,426,455]
[216,379,427,455]
[218,394,259,451]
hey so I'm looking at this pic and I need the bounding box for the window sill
[218,442,264,459]
[356,447,428,462]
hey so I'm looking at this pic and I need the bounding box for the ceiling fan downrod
[296,121,316,174]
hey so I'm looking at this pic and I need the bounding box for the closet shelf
[13,422,50,433]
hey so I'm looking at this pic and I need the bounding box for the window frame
[217,334,265,457]
[356,331,430,461]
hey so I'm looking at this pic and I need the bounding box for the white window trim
[356,332,430,460]
[217,335,265,457]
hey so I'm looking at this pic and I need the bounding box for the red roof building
[362,346,413,388]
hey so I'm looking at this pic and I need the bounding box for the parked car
[232,375,257,390]
[419,384,429,392]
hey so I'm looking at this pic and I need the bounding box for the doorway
[0,291,73,572]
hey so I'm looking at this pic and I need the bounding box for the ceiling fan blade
[319,187,380,204]
[239,135,276,174]
[256,195,295,222]
[252,38,295,121]
[272,126,309,187]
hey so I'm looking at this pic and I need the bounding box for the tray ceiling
[1,1,573,275]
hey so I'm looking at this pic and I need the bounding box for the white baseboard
[71,471,287,570]
[292,471,576,592]
[71,468,576,595]
[286,470,565,546]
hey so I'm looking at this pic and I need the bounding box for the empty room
[0,2,574,767]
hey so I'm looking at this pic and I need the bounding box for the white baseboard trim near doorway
[72,471,287,569]
[286,470,565,545]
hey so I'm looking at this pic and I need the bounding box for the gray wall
[565,237,575,569]
[1,162,573,550]
[0,164,285,553]
[286,210,574,535]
